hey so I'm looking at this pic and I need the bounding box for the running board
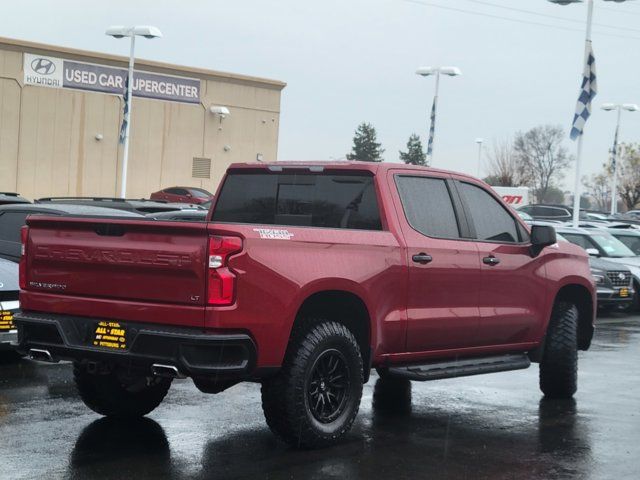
[386,353,530,381]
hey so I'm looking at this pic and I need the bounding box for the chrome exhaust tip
[28,348,57,363]
[151,363,185,379]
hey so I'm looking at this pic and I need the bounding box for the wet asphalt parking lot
[1,313,639,480]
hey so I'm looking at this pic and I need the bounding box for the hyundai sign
[24,53,200,104]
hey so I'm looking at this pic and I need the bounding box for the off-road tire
[539,302,578,399]
[261,320,363,448]
[73,362,172,418]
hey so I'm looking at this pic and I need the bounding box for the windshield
[590,233,636,258]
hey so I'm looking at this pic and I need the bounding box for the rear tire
[261,320,363,448]
[73,362,171,418]
[539,302,578,399]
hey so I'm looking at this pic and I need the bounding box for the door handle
[412,253,433,264]
[483,256,500,266]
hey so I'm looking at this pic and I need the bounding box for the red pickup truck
[15,162,595,448]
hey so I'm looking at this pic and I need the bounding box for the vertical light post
[548,0,632,226]
[416,66,462,164]
[601,103,638,214]
[475,138,484,178]
[106,25,162,198]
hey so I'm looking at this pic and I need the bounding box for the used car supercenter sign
[23,53,201,104]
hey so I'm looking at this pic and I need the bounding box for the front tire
[73,362,172,418]
[261,320,363,448]
[539,302,578,399]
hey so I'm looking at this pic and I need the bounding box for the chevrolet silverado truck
[15,162,595,448]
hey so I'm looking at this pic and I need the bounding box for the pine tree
[346,122,384,162]
[399,134,427,166]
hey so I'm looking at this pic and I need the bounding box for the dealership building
[0,37,285,200]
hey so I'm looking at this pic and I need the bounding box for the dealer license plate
[0,310,15,331]
[93,321,127,350]
[619,288,629,298]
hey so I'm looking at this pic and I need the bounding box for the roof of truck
[227,161,481,182]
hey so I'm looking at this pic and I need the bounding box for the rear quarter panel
[205,224,406,368]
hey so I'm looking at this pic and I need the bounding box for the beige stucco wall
[0,37,284,200]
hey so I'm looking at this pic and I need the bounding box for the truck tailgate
[23,216,208,315]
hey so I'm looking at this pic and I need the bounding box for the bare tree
[514,125,571,203]
[617,143,640,210]
[484,137,529,187]
[583,171,611,211]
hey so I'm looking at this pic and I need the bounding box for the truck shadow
[66,417,181,480]
[190,379,592,480]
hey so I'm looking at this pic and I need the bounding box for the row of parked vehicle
[517,204,640,314]
[0,187,214,351]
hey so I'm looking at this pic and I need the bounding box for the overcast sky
[4,0,640,189]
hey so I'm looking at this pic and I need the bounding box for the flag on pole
[570,42,597,141]
[426,98,436,156]
[118,75,129,145]
[611,123,619,170]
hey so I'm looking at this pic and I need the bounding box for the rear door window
[212,172,382,230]
[394,176,460,239]
[457,182,520,243]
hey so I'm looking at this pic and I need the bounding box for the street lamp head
[547,0,583,5]
[416,66,437,77]
[105,25,128,38]
[106,25,162,39]
[133,26,163,39]
[440,66,462,77]
[416,66,461,77]
[601,103,618,111]
[622,103,639,112]
[475,138,484,144]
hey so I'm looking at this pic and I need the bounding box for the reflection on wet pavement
[1,313,639,479]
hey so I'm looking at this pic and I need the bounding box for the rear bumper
[15,311,258,379]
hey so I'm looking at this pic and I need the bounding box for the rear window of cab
[212,172,382,231]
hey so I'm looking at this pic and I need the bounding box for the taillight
[207,235,242,305]
[19,226,28,290]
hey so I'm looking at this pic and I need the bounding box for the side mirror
[530,225,557,256]
[585,248,600,257]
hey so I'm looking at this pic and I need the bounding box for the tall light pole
[475,138,484,178]
[547,0,632,226]
[416,66,461,164]
[106,25,162,198]
[601,103,638,214]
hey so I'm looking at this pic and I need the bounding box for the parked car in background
[0,192,29,206]
[150,187,213,205]
[0,258,19,349]
[146,209,208,222]
[0,203,142,263]
[518,204,574,222]
[556,226,640,311]
[35,197,199,215]
[555,231,634,313]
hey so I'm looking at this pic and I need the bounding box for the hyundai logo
[31,57,55,75]
[618,273,626,281]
